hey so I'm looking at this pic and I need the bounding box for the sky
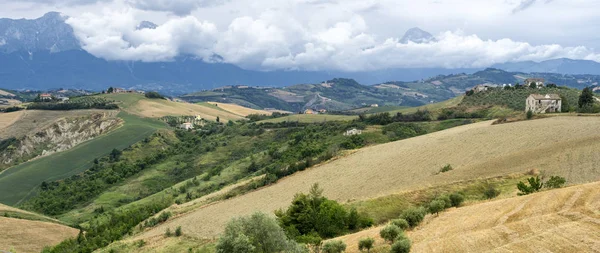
[1,0,599,71]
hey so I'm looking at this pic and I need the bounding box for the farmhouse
[370,104,379,107]
[524,78,545,88]
[471,83,498,93]
[525,94,561,113]
[179,122,194,130]
[40,93,52,100]
[304,109,315,114]
[343,128,362,136]
[318,109,327,114]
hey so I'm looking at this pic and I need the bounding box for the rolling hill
[131,116,600,240]
[0,204,77,253]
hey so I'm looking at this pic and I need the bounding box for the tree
[578,87,595,109]
[449,193,464,207]
[526,110,533,119]
[529,82,537,89]
[390,219,409,230]
[545,176,566,189]
[428,199,446,215]
[358,238,375,253]
[390,238,411,253]
[216,212,306,253]
[560,95,570,112]
[517,176,543,195]
[107,87,114,93]
[216,116,220,123]
[380,224,402,244]
[175,226,182,236]
[483,185,500,199]
[400,207,427,228]
[321,240,346,253]
[145,91,165,99]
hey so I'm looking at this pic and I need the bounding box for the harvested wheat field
[333,181,600,253]
[136,116,600,239]
[0,111,24,131]
[127,99,243,121]
[206,102,272,116]
[0,216,77,253]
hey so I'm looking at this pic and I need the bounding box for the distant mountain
[0,12,80,53]
[400,27,435,44]
[136,21,157,30]
[493,58,600,75]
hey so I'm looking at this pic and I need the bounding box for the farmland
[205,101,273,116]
[0,110,23,131]
[0,216,78,253]
[134,116,600,239]
[333,181,600,253]
[0,112,166,206]
[258,113,358,123]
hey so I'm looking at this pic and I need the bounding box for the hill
[0,204,77,253]
[132,116,600,240]
[460,86,581,111]
[334,181,600,253]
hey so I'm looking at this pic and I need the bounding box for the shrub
[439,164,453,173]
[483,185,501,199]
[321,240,346,253]
[449,193,465,207]
[517,176,543,195]
[400,207,427,228]
[526,110,533,119]
[145,91,165,99]
[380,224,402,244]
[578,87,594,109]
[358,237,375,252]
[428,199,446,215]
[390,238,411,253]
[436,195,453,208]
[390,218,409,230]
[165,228,172,237]
[216,212,306,253]
[175,226,182,237]
[545,176,566,189]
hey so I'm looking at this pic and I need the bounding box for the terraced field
[204,102,272,116]
[0,113,166,205]
[135,116,600,239]
[334,181,600,253]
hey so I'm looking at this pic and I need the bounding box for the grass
[460,87,580,111]
[0,216,78,253]
[383,96,464,115]
[0,112,166,206]
[258,114,358,123]
[134,116,600,239]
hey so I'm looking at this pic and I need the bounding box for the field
[0,110,24,132]
[258,114,358,123]
[102,93,243,121]
[385,95,464,114]
[0,216,78,253]
[205,101,272,116]
[135,116,600,239]
[0,112,166,206]
[334,181,600,253]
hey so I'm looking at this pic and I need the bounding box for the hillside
[0,204,77,253]
[460,87,581,111]
[132,116,600,240]
[334,181,600,253]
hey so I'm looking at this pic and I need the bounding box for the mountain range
[1,12,600,95]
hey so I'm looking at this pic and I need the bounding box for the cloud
[512,0,554,14]
[126,0,228,15]
[66,9,218,61]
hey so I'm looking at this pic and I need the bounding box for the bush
[400,207,427,228]
[216,212,306,253]
[449,193,465,207]
[380,224,402,244]
[145,91,165,99]
[358,237,375,252]
[321,240,346,253]
[526,110,533,119]
[428,199,446,215]
[165,228,172,237]
[483,185,501,199]
[390,219,409,230]
[390,238,411,253]
[517,176,543,195]
[175,226,182,237]
[545,176,566,189]
[439,164,453,173]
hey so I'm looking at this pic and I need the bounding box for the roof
[528,94,561,100]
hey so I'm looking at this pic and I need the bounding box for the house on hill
[343,128,362,136]
[471,83,498,93]
[526,94,561,113]
[40,93,52,101]
[304,109,315,114]
[524,78,545,88]
[179,122,194,130]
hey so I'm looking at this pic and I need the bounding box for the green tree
[545,176,566,189]
[321,240,346,253]
[526,110,533,119]
[578,87,595,109]
[390,238,411,253]
[560,95,570,112]
[529,82,537,89]
[358,237,375,253]
[449,192,465,207]
[400,207,427,228]
[216,116,220,123]
[428,199,446,215]
[483,185,501,199]
[517,176,543,195]
[175,226,182,237]
[390,218,409,230]
[216,212,306,253]
[380,224,402,244]
[107,87,114,93]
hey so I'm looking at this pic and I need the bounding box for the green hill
[460,87,580,111]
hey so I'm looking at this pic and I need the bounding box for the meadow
[0,112,166,205]
[258,113,358,123]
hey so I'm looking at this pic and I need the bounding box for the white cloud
[54,0,600,71]
[66,8,218,61]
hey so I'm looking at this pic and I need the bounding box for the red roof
[40,93,52,97]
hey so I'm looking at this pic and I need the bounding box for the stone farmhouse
[524,78,545,88]
[525,94,561,113]
[343,128,362,136]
